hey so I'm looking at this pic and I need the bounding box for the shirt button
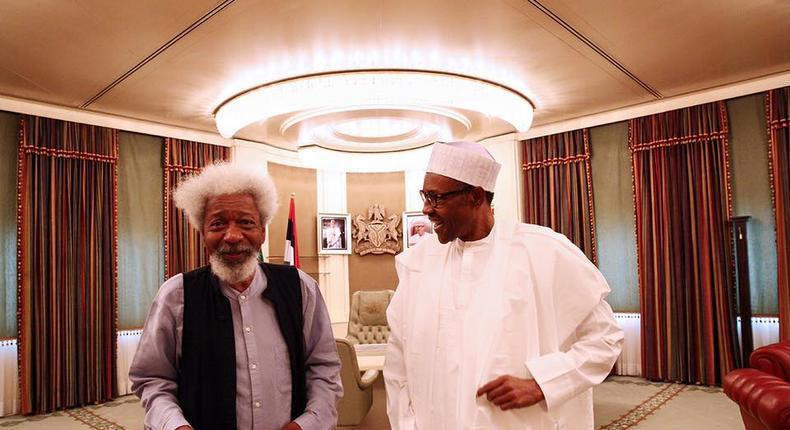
[254,401,261,408]
[244,326,252,333]
[251,363,257,370]
[239,294,247,301]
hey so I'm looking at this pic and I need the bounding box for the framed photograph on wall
[402,211,434,250]
[317,213,352,255]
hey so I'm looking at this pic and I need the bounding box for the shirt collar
[453,220,496,250]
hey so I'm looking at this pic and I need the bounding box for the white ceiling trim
[520,70,790,139]
[3,68,789,152]
[233,138,300,164]
[0,94,234,147]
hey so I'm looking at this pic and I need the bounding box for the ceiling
[1,0,789,151]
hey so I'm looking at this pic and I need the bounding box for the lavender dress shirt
[129,265,343,430]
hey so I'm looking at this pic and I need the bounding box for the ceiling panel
[0,0,787,148]
[89,0,652,148]
[539,0,790,97]
[0,0,220,107]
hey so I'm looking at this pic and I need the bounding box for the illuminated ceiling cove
[214,70,534,152]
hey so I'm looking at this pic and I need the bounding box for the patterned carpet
[593,376,742,430]
[0,396,141,429]
[0,377,743,429]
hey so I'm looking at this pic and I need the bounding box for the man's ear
[470,187,486,207]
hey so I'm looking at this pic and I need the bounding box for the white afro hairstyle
[172,162,278,229]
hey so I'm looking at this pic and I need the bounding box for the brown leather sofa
[723,341,790,430]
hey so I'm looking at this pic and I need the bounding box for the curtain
[631,101,739,385]
[17,115,117,413]
[609,314,779,378]
[739,317,781,349]
[116,329,142,396]
[767,87,790,342]
[522,129,597,263]
[0,339,18,416]
[164,138,230,279]
[117,132,164,329]
[613,313,641,376]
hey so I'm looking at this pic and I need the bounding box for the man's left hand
[476,375,545,410]
[280,422,302,430]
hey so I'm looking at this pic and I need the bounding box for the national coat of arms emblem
[352,204,401,255]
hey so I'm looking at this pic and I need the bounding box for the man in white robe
[384,141,624,429]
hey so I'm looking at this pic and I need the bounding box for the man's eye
[209,220,224,227]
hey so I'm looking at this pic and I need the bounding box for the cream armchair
[346,290,394,344]
[336,338,380,426]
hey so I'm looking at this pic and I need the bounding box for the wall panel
[117,131,164,329]
[0,111,19,338]
[590,121,639,312]
[347,172,405,295]
[728,94,777,315]
[267,162,319,279]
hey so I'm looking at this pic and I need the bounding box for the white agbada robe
[385,221,623,430]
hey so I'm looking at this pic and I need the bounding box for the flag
[283,194,300,268]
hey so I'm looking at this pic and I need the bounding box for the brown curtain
[631,101,739,385]
[17,116,118,413]
[767,87,790,342]
[164,138,230,279]
[522,129,597,263]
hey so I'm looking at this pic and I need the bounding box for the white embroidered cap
[426,141,501,192]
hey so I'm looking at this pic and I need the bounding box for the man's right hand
[476,375,545,410]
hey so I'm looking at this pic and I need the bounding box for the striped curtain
[630,101,739,385]
[17,116,118,413]
[164,138,230,279]
[767,87,790,342]
[522,129,597,263]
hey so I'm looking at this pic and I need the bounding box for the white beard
[209,252,259,285]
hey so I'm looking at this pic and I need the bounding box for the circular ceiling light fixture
[214,70,534,151]
[332,117,419,139]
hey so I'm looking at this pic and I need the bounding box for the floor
[0,376,744,429]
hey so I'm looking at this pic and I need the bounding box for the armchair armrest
[724,368,790,430]
[750,341,790,381]
[360,369,379,389]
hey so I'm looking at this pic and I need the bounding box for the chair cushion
[358,291,390,326]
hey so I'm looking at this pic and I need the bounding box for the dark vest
[177,263,307,430]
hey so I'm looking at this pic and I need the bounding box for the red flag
[283,195,300,268]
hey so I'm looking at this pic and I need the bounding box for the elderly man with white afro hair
[130,161,342,430]
[173,162,278,231]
